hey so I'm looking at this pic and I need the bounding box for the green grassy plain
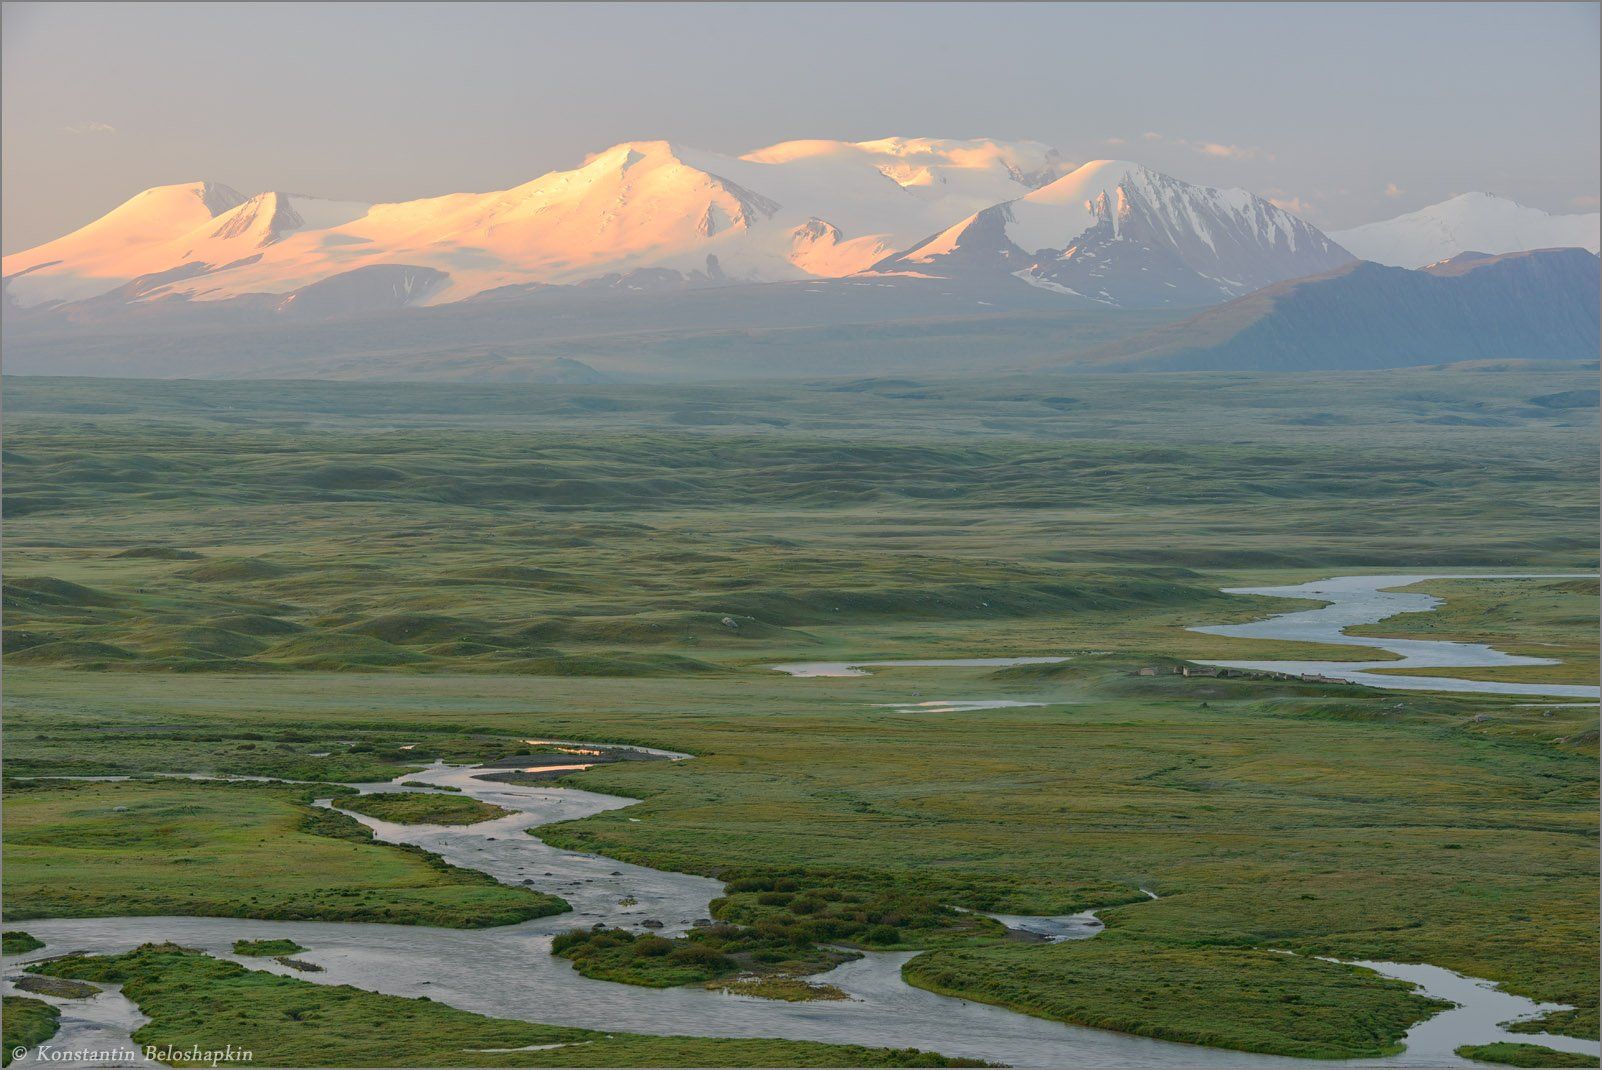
[2,779,564,926]
[4,368,1596,677]
[2,367,1596,1060]
[31,946,980,1068]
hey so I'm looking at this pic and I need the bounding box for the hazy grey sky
[3,1,1598,252]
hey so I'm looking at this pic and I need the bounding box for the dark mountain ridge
[1076,248,1601,372]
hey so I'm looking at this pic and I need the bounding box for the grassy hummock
[233,938,305,957]
[1511,1010,1602,1042]
[901,935,1449,1059]
[553,928,744,988]
[1,997,60,1067]
[340,792,513,826]
[712,976,851,1002]
[1455,1042,1600,1067]
[2,930,44,954]
[11,975,99,999]
[31,945,982,1067]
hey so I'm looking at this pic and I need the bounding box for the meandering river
[6,575,1597,1066]
[773,574,1596,698]
[6,759,1594,1068]
[1190,573,1599,698]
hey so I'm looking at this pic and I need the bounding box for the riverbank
[26,944,980,1068]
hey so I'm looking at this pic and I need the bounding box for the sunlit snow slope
[4,138,1375,314]
[1331,193,1600,268]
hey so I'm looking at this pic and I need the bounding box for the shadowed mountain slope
[1074,248,1600,371]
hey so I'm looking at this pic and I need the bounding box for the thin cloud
[1263,186,1319,219]
[1267,195,1316,218]
[1193,141,1270,161]
[1384,182,1404,198]
[1128,132,1273,161]
[1572,194,1599,209]
[1104,136,1128,146]
[63,121,116,135]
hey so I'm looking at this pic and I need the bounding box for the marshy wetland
[2,366,1597,1067]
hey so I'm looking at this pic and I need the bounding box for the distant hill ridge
[1077,248,1601,371]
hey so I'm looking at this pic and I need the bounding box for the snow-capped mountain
[1,143,1338,316]
[872,160,1354,306]
[1330,193,1601,268]
[3,182,372,308]
[3,138,1074,313]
